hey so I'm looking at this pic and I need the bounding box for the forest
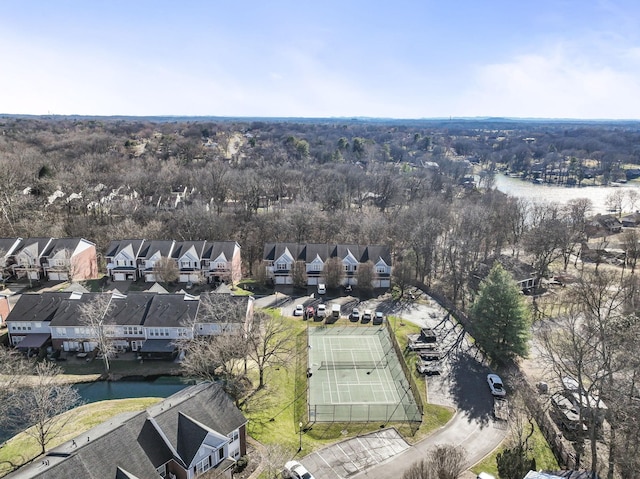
[1,115,640,477]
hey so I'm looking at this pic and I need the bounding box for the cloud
[454,43,640,119]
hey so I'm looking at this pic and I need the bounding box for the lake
[491,173,640,214]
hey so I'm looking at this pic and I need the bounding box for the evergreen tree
[470,263,530,364]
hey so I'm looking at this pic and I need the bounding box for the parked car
[420,327,437,343]
[293,304,304,316]
[487,373,506,397]
[304,306,315,320]
[316,304,327,319]
[551,392,586,433]
[317,283,326,295]
[344,284,353,293]
[373,311,384,325]
[362,309,373,323]
[349,308,360,322]
[283,460,315,479]
[416,359,442,375]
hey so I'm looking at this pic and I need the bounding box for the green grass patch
[470,420,559,477]
[243,312,453,456]
[0,397,161,477]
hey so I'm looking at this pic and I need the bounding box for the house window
[376,266,386,273]
[218,448,224,460]
[216,262,226,269]
[56,327,67,336]
[156,464,166,477]
[196,457,212,474]
[180,261,192,268]
[276,262,288,271]
[228,430,239,442]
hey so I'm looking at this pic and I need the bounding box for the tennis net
[319,360,388,370]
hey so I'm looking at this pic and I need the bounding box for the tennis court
[307,326,421,423]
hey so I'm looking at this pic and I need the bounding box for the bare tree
[153,257,179,285]
[356,260,375,293]
[291,260,307,289]
[77,293,116,373]
[246,311,293,389]
[6,361,81,456]
[178,293,252,401]
[322,256,345,289]
[622,229,640,273]
[262,444,291,479]
[402,444,466,479]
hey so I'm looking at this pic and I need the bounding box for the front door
[131,341,139,352]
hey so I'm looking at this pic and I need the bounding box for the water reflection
[74,377,193,404]
[491,174,640,214]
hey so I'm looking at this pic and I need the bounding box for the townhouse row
[0,237,393,288]
[6,290,254,358]
[0,237,242,285]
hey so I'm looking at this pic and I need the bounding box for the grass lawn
[0,397,161,477]
[243,311,453,455]
[471,421,559,477]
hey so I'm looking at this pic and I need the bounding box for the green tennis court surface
[307,326,421,423]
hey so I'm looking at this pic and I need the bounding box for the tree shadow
[443,349,495,426]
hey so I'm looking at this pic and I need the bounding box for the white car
[487,373,506,397]
[317,283,326,295]
[316,304,327,318]
[283,460,315,479]
[293,304,304,316]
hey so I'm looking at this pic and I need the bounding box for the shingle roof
[263,243,392,265]
[144,293,200,327]
[171,240,207,260]
[6,292,70,323]
[104,239,146,259]
[203,241,239,261]
[139,240,175,260]
[49,292,107,327]
[0,237,23,256]
[15,237,54,259]
[42,238,84,257]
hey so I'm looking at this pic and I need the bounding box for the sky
[2,0,640,119]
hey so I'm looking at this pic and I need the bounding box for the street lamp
[298,422,303,451]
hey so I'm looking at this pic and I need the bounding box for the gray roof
[263,242,392,265]
[4,383,246,479]
[144,293,200,327]
[139,240,175,260]
[107,292,155,326]
[7,292,248,329]
[49,292,107,327]
[42,238,90,257]
[203,241,239,261]
[15,237,54,259]
[0,237,23,257]
[6,292,70,323]
[104,239,146,259]
[171,240,207,260]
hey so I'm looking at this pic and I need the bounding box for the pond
[491,173,640,214]
[74,376,195,404]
